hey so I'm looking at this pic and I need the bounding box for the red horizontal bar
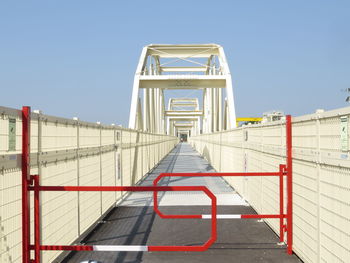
[37,244,210,252]
[29,184,217,253]
[160,214,202,219]
[29,185,208,192]
[39,245,93,251]
[159,172,283,177]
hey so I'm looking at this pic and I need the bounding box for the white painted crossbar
[92,245,148,251]
[202,214,241,219]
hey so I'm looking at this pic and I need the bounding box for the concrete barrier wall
[0,106,177,262]
[190,106,350,263]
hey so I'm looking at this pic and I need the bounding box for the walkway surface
[63,143,301,263]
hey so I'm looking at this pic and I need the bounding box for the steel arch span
[128,44,237,136]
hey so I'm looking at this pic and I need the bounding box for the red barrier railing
[21,106,217,263]
[29,184,217,257]
[153,115,293,255]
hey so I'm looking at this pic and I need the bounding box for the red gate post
[34,175,41,262]
[22,106,31,263]
[279,164,285,242]
[286,115,293,254]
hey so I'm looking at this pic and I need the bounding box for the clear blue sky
[1,1,349,126]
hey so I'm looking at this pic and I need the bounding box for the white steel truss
[128,44,237,135]
[166,98,201,137]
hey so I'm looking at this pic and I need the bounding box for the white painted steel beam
[165,111,203,116]
[128,44,237,133]
[161,67,207,72]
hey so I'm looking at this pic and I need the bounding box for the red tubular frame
[153,170,286,219]
[22,106,31,263]
[27,185,217,262]
[34,175,41,262]
[153,115,293,254]
[279,164,286,243]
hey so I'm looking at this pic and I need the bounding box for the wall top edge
[0,105,177,137]
[293,106,350,122]
[0,106,22,118]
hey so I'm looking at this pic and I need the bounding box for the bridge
[0,44,349,263]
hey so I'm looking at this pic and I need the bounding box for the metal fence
[190,106,350,263]
[0,106,177,263]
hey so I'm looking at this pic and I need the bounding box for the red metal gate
[29,184,217,262]
[153,115,293,254]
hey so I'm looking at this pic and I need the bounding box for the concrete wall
[190,106,350,263]
[0,106,177,262]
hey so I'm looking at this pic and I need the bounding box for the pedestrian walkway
[63,143,301,263]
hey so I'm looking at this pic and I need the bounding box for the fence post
[112,124,117,202]
[34,175,41,262]
[286,115,293,254]
[315,113,321,262]
[120,128,124,197]
[33,109,43,261]
[22,106,31,263]
[73,117,81,236]
[98,122,102,216]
